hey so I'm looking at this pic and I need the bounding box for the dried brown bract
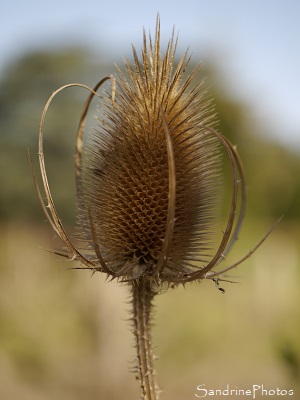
[33,16,279,400]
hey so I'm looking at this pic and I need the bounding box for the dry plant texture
[33,16,277,400]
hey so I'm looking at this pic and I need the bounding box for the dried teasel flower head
[35,17,277,289]
[77,23,222,284]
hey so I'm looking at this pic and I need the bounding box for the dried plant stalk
[132,281,159,399]
[33,16,279,400]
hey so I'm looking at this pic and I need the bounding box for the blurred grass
[0,220,299,399]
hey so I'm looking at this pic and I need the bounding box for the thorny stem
[132,280,159,400]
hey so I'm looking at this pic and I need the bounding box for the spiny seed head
[36,18,276,293]
[77,19,221,284]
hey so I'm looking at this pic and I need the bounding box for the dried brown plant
[33,16,279,400]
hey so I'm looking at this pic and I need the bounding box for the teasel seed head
[75,20,223,284]
[36,16,278,289]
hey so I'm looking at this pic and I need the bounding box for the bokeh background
[0,1,299,399]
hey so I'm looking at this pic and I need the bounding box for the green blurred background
[1,1,299,399]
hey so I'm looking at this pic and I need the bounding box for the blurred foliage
[0,48,300,222]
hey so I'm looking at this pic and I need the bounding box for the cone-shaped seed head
[79,21,221,283]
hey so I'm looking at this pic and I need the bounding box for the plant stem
[132,279,159,400]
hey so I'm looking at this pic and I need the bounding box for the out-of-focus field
[0,220,299,400]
